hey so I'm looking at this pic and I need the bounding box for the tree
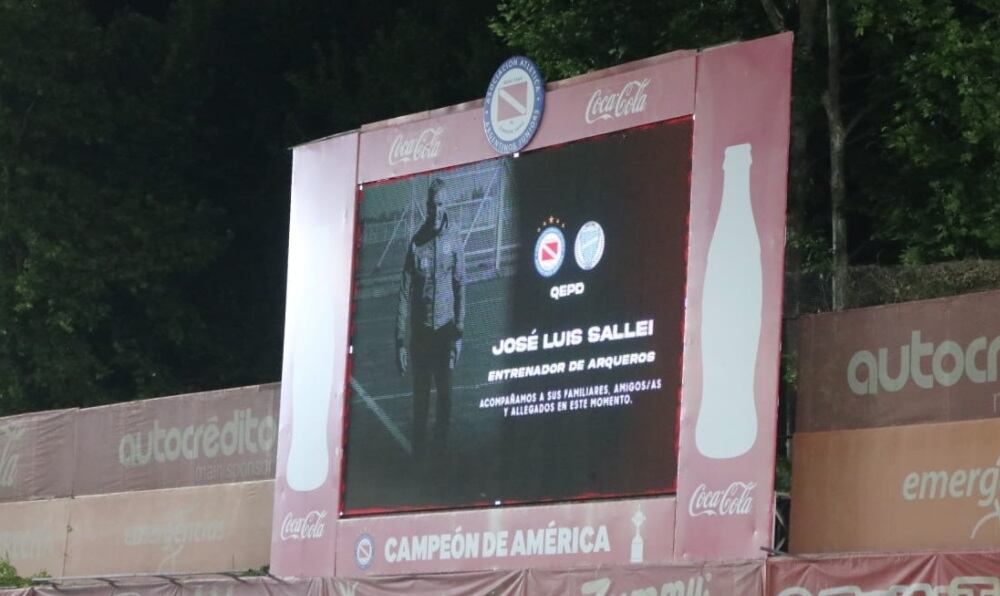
[0,2,221,413]
[491,1,773,76]
[12,0,990,416]
[849,0,1000,263]
[492,0,1000,311]
[0,0,507,415]
[151,0,505,397]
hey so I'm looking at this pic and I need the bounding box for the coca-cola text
[388,128,443,166]
[688,481,755,517]
[281,510,328,541]
[585,79,650,124]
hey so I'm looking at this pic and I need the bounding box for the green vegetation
[0,0,504,415]
[492,0,1000,309]
[1,0,997,414]
[0,558,32,588]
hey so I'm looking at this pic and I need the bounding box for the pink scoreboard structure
[269,33,792,578]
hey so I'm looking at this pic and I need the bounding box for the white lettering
[388,128,443,166]
[381,524,613,564]
[581,573,709,596]
[899,456,1000,538]
[848,330,1000,395]
[117,408,276,468]
[585,79,651,124]
[123,519,225,546]
[688,481,756,517]
[778,576,1000,596]
[280,510,328,541]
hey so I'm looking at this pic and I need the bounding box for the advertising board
[355,52,696,183]
[343,119,691,513]
[335,496,675,576]
[268,132,359,578]
[797,290,1000,432]
[0,409,75,502]
[73,384,279,495]
[20,561,763,596]
[671,30,792,563]
[768,550,1000,596]
[270,33,792,576]
[791,418,1000,553]
[64,480,273,575]
[0,498,70,577]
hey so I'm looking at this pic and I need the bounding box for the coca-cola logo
[388,127,443,166]
[280,510,327,541]
[0,424,25,488]
[585,78,650,124]
[688,481,755,517]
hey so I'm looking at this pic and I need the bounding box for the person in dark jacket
[396,178,465,461]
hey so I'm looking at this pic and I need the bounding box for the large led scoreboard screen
[342,118,692,514]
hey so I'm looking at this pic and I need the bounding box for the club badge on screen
[574,221,605,271]
[534,226,566,277]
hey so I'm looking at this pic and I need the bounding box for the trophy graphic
[630,508,646,564]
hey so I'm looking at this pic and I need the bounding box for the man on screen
[396,178,466,463]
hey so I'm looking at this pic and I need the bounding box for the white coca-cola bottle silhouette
[695,143,761,460]
[287,229,335,491]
